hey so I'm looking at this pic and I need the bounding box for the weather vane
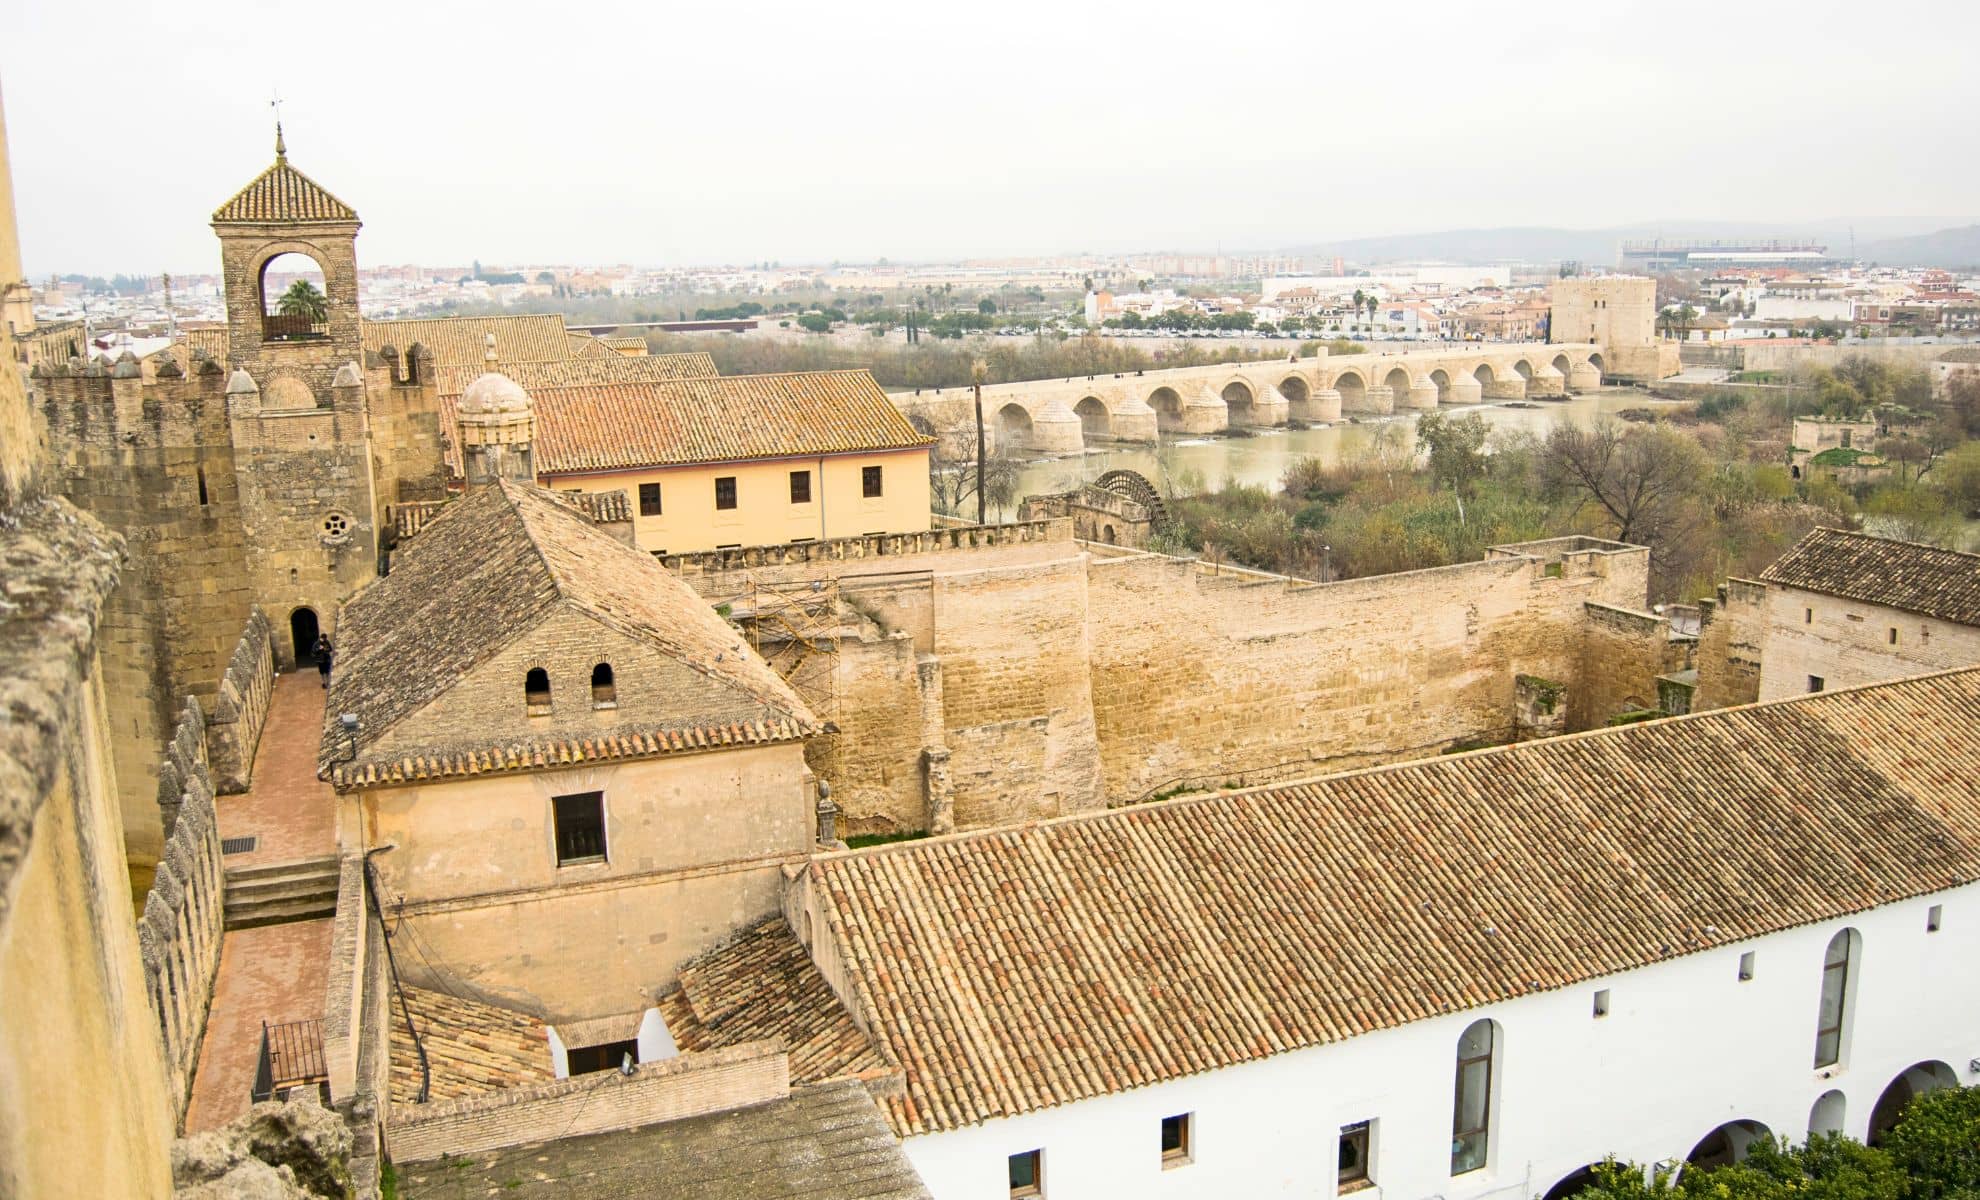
[271,89,286,157]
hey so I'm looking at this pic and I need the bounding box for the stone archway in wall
[1513,359,1535,382]
[288,607,320,672]
[1280,375,1310,410]
[1149,386,1185,433]
[1552,353,1574,377]
[1868,1061,1959,1145]
[1473,362,1496,388]
[1589,351,1605,373]
[1221,380,1255,426]
[1808,1090,1846,1137]
[1429,368,1452,404]
[1687,1120,1772,1169]
[1074,396,1110,440]
[257,249,330,343]
[996,402,1034,452]
[1383,366,1412,402]
[1333,371,1367,411]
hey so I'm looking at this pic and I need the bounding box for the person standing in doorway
[312,633,334,689]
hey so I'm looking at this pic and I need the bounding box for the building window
[1807,675,1825,693]
[525,667,552,715]
[715,476,737,510]
[1338,1121,1373,1191]
[1739,951,1756,981]
[1806,607,1814,624]
[1926,904,1942,932]
[1160,1113,1192,1168]
[790,470,811,504]
[590,662,616,708]
[638,482,661,516]
[1452,1019,1496,1175]
[863,464,883,498]
[1593,989,1611,1018]
[196,466,209,506]
[1814,928,1858,1068]
[1008,1149,1042,1198]
[566,1039,637,1076]
[553,791,605,866]
[1889,627,1899,645]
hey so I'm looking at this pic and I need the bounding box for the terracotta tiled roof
[602,336,650,354]
[1760,527,1980,626]
[212,155,358,224]
[430,352,718,399]
[390,985,552,1104]
[658,918,889,1086]
[568,331,617,358]
[324,481,817,787]
[361,315,577,367]
[811,669,1980,1135]
[436,370,931,477]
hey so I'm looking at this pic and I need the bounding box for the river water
[1009,388,1684,501]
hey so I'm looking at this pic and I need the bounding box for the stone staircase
[223,856,340,930]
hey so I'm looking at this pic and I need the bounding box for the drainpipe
[818,455,827,542]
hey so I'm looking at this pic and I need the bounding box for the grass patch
[845,829,932,849]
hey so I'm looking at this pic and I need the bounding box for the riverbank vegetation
[1155,360,1979,605]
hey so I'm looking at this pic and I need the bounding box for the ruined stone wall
[1757,585,1980,702]
[1693,578,1767,710]
[204,608,274,794]
[366,362,449,512]
[34,363,255,862]
[1576,601,1694,725]
[135,697,227,1126]
[808,629,931,834]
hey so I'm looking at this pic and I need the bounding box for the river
[1007,388,1684,503]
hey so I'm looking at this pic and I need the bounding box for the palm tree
[277,279,328,323]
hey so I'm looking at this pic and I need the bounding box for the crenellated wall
[203,608,275,793]
[136,696,227,1125]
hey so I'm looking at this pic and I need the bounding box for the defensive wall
[673,525,1687,835]
[889,341,1610,455]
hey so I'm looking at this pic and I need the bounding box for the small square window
[638,482,662,516]
[565,1039,637,1075]
[1160,1113,1192,1168]
[1808,675,1825,693]
[790,470,812,504]
[1338,1121,1373,1191]
[553,792,605,866]
[1593,988,1611,1018]
[863,464,883,498]
[715,476,738,510]
[1738,950,1756,981]
[1927,904,1942,932]
[1008,1149,1042,1198]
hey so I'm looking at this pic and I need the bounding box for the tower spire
[270,89,286,159]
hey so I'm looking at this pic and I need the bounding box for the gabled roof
[438,370,932,476]
[1760,527,1980,626]
[212,154,358,224]
[430,352,717,400]
[810,669,1980,1135]
[322,481,817,786]
[361,314,576,367]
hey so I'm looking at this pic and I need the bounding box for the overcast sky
[4,0,1977,274]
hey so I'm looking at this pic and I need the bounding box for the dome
[459,370,531,416]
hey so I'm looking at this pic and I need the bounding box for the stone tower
[458,335,536,490]
[210,127,382,664]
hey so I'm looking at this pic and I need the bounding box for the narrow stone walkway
[214,672,338,868]
[186,672,343,1131]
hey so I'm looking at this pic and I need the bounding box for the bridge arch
[1429,368,1452,403]
[1512,358,1535,382]
[996,402,1034,450]
[1221,379,1256,426]
[1330,369,1368,411]
[1589,351,1605,372]
[1552,353,1574,376]
[1148,385,1185,433]
[1074,396,1110,439]
[1473,362,1496,386]
[1383,365,1412,398]
[1279,374,1310,406]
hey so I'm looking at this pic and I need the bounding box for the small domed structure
[457,334,537,490]
[459,333,532,415]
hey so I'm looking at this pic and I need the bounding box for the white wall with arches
[902,880,1980,1200]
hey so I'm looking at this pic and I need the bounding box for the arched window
[525,667,552,714]
[591,663,616,707]
[1452,1019,1497,1174]
[1814,928,1859,1068]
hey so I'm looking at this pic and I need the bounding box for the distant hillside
[1856,226,1980,268]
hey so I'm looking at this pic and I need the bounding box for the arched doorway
[996,403,1033,452]
[289,607,320,671]
[259,251,329,343]
[1542,1164,1600,1200]
[1149,386,1185,433]
[1222,380,1255,426]
[1074,396,1110,439]
[1687,1120,1772,1169]
[1333,372,1367,412]
[1869,1061,1958,1145]
[1809,1089,1846,1137]
[1102,524,1116,544]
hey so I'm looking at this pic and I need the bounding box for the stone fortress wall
[676,526,1688,836]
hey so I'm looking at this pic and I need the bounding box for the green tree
[1879,1084,1980,1200]
[1938,441,1980,516]
[1864,482,1956,546]
[1416,411,1490,498]
[795,311,833,334]
[978,297,997,315]
[276,279,328,322]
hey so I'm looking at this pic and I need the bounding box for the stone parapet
[204,609,274,794]
[664,519,1068,578]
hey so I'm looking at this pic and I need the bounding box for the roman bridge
[893,341,1606,454]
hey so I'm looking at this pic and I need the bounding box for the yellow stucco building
[439,367,934,555]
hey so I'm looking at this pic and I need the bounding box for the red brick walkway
[214,672,339,867]
[187,671,344,1131]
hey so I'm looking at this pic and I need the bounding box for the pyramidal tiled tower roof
[211,125,358,224]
